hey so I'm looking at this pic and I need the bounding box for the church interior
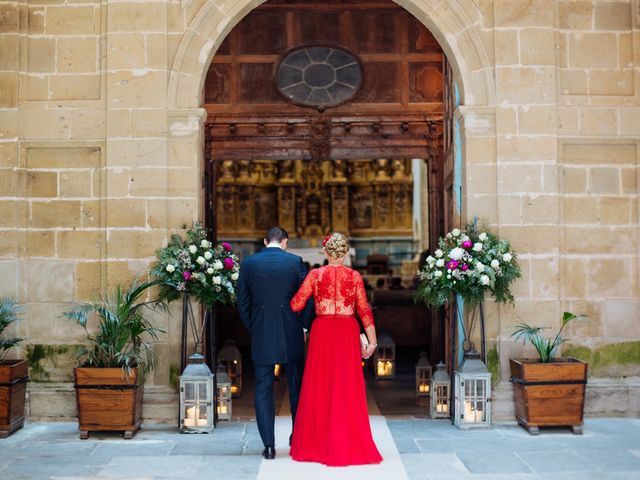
[204,0,453,414]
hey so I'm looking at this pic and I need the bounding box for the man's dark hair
[266,226,288,243]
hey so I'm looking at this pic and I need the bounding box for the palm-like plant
[0,298,22,361]
[511,311,585,363]
[63,279,166,378]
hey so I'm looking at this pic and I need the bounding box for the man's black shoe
[262,446,276,459]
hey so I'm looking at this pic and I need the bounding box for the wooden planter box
[74,367,144,439]
[0,359,29,438]
[510,358,587,435]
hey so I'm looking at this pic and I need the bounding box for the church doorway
[202,0,455,417]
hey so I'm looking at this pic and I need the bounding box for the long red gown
[289,265,383,466]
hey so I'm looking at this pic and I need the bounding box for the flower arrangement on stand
[416,222,521,309]
[416,221,521,426]
[152,222,240,427]
[152,222,239,310]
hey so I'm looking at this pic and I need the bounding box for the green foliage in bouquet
[0,298,22,360]
[416,222,521,308]
[152,222,240,308]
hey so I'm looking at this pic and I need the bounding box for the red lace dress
[289,265,382,466]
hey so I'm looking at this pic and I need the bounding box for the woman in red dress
[289,232,383,466]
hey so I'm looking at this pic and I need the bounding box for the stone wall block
[497,165,543,194]
[81,199,102,228]
[31,201,82,228]
[107,3,167,32]
[27,231,55,258]
[0,200,26,228]
[74,261,102,301]
[522,194,559,224]
[27,38,55,72]
[494,0,554,27]
[520,28,555,65]
[496,67,555,104]
[518,106,556,134]
[106,230,166,259]
[46,5,100,35]
[0,72,18,108]
[107,138,167,168]
[59,171,93,198]
[559,69,589,95]
[106,71,167,108]
[57,37,99,73]
[562,258,588,298]
[589,167,620,194]
[564,226,636,254]
[563,196,598,223]
[26,261,74,303]
[558,0,593,29]
[569,33,618,68]
[599,196,632,225]
[589,259,634,298]
[562,143,636,165]
[0,35,18,70]
[105,199,146,227]
[57,230,103,260]
[530,256,560,299]
[590,70,634,96]
[106,33,146,70]
[580,108,618,136]
[602,299,640,337]
[26,171,57,198]
[49,75,101,101]
[594,1,632,30]
[496,226,561,254]
[496,195,522,224]
[129,168,167,197]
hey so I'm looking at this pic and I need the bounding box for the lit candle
[184,406,196,427]
[464,401,477,422]
[231,385,238,394]
[274,364,281,376]
[377,361,385,376]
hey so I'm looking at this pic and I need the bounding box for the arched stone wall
[168,0,495,110]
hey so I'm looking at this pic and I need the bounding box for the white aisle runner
[256,415,409,480]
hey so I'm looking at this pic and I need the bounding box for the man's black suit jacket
[236,247,315,365]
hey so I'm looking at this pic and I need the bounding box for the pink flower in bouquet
[223,257,234,270]
[221,242,232,252]
[462,240,473,249]
[461,264,469,271]
[183,271,191,281]
[446,260,459,270]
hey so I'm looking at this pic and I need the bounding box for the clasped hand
[361,344,376,359]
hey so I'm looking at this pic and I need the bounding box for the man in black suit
[236,226,314,460]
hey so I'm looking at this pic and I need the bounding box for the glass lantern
[415,351,432,397]
[373,333,395,379]
[219,339,242,398]
[180,352,214,433]
[216,364,232,421]
[430,362,450,418]
[454,351,492,429]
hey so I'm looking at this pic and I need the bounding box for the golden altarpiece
[215,157,413,246]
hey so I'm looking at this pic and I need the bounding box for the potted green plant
[0,298,28,438]
[63,279,165,439]
[510,312,588,435]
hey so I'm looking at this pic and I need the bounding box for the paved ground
[1,418,639,479]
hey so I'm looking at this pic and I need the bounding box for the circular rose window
[275,46,363,110]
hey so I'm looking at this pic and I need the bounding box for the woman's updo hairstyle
[322,232,349,259]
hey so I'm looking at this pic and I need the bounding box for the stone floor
[1,417,639,479]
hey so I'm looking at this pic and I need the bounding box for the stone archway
[168,0,494,111]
